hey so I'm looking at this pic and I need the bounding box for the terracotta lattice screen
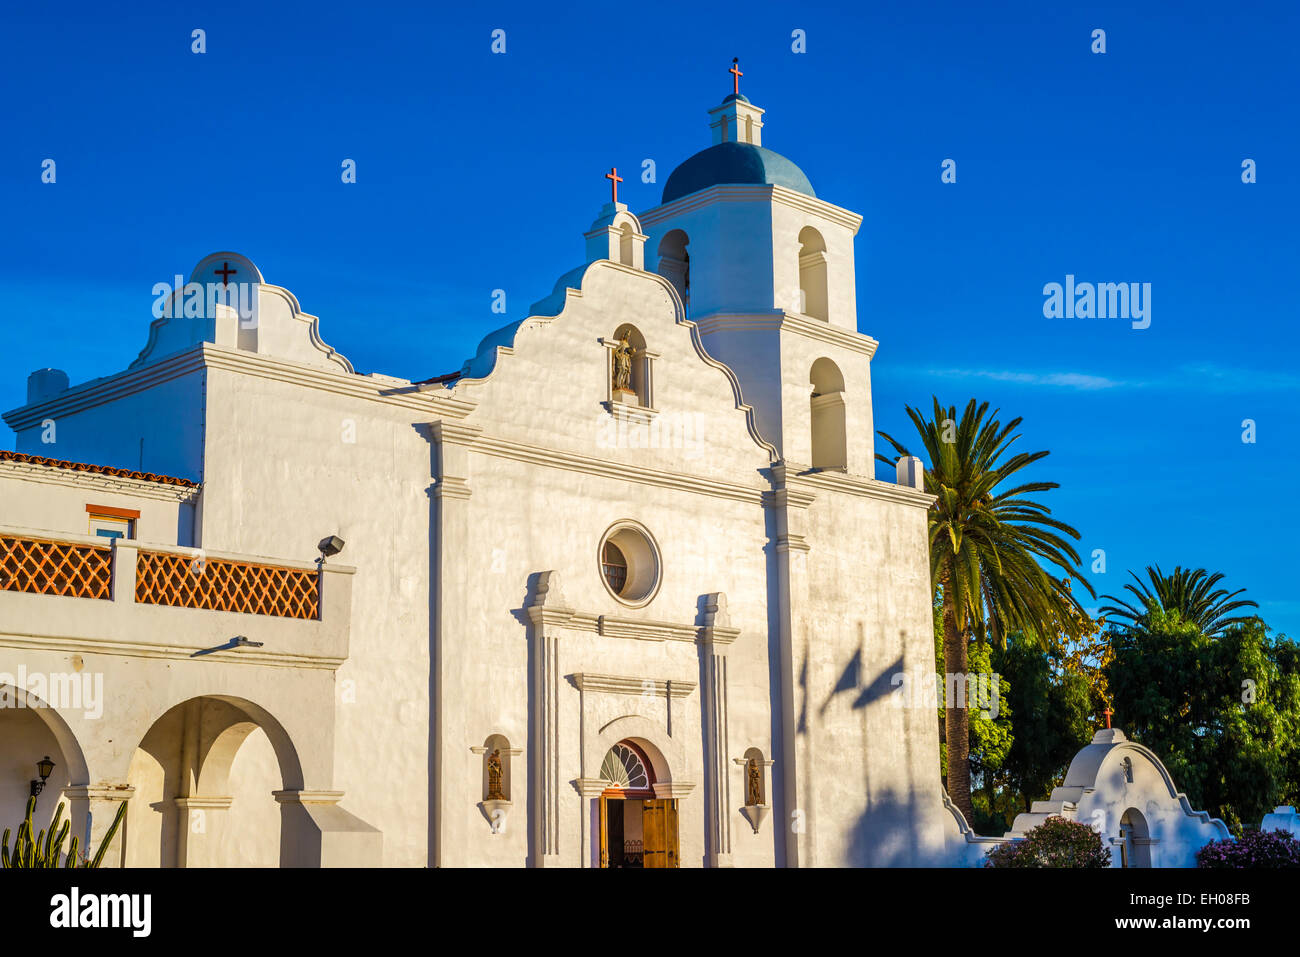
[0,534,113,599]
[135,551,319,619]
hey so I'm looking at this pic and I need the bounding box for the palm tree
[878,398,1094,825]
[1099,565,1257,637]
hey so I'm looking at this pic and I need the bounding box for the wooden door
[641,799,680,869]
[599,796,609,869]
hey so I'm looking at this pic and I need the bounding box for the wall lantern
[30,755,55,798]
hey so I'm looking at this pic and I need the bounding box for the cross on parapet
[605,166,623,204]
[215,261,237,285]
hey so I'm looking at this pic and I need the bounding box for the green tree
[1100,565,1258,637]
[1107,611,1300,833]
[991,634,1094,825]
[878,398,1094,822]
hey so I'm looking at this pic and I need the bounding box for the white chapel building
[0,83,988,867]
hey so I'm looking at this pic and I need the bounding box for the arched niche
[1119,807,1152,868]
[656,229,690,310]
[809,357,847,471]
[609,322,653,409]
[797,226,829,321]
[478,733,516,803]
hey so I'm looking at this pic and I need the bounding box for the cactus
[2,794,127,868]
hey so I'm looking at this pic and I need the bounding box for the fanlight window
[600,743,650,791]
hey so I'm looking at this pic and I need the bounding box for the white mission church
[0,77,1236,868]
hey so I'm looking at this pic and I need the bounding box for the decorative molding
[272,789,344,806]
[0,630,345,671]
[652,781,698,799]
[597,614,698,643]
[525,570,576,629]
[775,533,811,554]
[697,592,740,650]
[472,433,766,505]
[432,476,472,501]
[0,460,200,503]
[571,673,697,699]
[739,804,771,835]
[4,342,476,434]
[573,778,610,798]
[638,183,864,233]
[173,795,233,811]
[63,785,134,802]
[693,311,879,358]
[789,467,936,508]
[470,746,524,756]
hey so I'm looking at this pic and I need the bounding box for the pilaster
[429,419,481,867]
[697,592,740,867]
[766,464,817,866]
[525,570,574,867]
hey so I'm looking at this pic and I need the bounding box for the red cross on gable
[605,167,623,204]
[215,261,237,286]
[730,57,743,96]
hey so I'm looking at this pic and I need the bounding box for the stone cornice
[471,433,766,505]
[430,421,483,447]
[638,184,863,233]
[0,631,346,671]
[596,614,698,643]
[653,781,698,799]
[4,346,209,432]
[3,343,476,433]
[692,312,879,358]
[572,673,697,698]
[0,460,201,504]
[789,467,936,509]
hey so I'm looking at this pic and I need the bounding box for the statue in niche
[746,757,763,806]
[486,749,506,801]
[612,334,634,393]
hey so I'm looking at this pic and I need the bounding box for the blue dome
[661,141,815,204]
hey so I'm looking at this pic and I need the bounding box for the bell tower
[638,72,878,475]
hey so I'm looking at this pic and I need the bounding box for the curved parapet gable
[130,252,354,374]
[446,258,778,462]
[1001,729,1229,867]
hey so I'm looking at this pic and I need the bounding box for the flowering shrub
[984,816,1111,868]
[1196,829,1300,868]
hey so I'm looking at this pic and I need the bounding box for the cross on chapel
[730,57,743,96]
[215,261,237,286]
[605,167,623,205]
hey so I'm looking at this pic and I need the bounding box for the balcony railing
[0,531,318,620]
[135,550,319,619]
[0,533,113,599]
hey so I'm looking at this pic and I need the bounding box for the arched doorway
[0,684,90,855]
[125,695,301,867]
[1119,807,1152,868]
[598,740,678,868]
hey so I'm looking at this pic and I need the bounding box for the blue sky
[2,1,1296,634]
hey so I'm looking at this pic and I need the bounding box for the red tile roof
[0,450,200,488]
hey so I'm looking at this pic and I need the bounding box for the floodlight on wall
[317,535,345,566]
[30,755,55,798]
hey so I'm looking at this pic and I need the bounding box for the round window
[598,522,661,606]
